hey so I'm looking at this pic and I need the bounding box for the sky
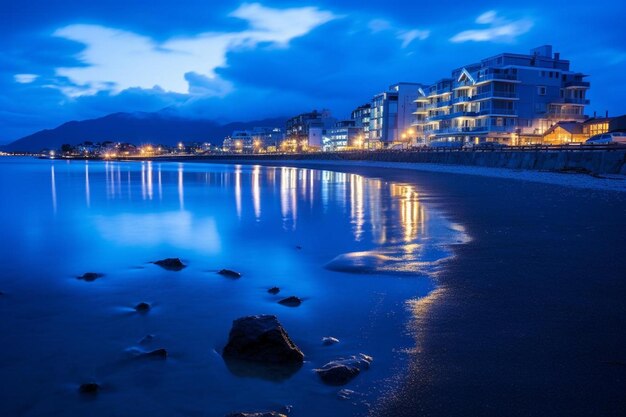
[1,0,625,142]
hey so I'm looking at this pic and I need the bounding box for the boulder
[134,302,151,312]
[153,258,185,271]
[218,269,242,278]
[278,296,302,307]
[226,413,287,417]
[267,287,280,295]
[78,382,100,394]
[78,272,103,282]
[322,336,340,346]
[222,315,303,364]
[315,354,373,386]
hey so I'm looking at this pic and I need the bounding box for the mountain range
[2,111,288,152]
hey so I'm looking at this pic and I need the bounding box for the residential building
[351,103,371,138]
[369,82,424,148]
[322,120,365,151]
[223,130,253,152]
[285,109,336,150]
[414,45,590,145]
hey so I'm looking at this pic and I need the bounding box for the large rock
[315,354,373,385]
[222,315,303,364]
[153,258,185,271]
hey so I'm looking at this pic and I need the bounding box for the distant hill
[2,111,287,152]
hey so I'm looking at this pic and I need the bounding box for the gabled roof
[544,121,584,136]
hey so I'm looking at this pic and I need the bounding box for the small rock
[138,334,155,345]
[153,258,185,271]
[295,245,302,250]
[222,315,303,364]
[78,272,103,282]
[315,354,373,385]
[143,348,168,359]
[134,302,151,312]
[78,382,100,394]
[322,337,340,346]
[218,269,242,278]
[278,296,302,307]
[267,287,280,295]
[226,413,287,417]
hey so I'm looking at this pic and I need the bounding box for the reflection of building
[322,120,365,151]
[369,82,424,148]
[414,45,590,146]
[285,110,336,150]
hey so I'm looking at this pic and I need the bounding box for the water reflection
[50,165,57,213]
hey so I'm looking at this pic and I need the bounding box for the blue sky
[2,0,625,142]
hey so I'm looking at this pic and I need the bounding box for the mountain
[2,111,288,152]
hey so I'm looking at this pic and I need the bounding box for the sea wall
[169,149,626,176]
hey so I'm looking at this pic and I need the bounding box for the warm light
[178,142,184,149]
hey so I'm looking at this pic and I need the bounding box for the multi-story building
[251,127,284,150]
[369,82,424,148]
[351,104,371,138]
[322,120,365,151]
[222,130,253,152]
[414,45,590,145]
[285,109,336,150]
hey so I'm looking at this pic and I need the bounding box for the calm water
[0,157,467,417]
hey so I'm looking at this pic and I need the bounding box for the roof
[544,121,584,136]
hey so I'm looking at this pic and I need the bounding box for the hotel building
[414,45,590,145]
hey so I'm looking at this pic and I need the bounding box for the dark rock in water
[218,269,242,278]
[267,287,280,295]
[315,354,373,385]
[134,302,151,312]
[139,334,155,345]
[295,245,302,250]
[223,315,303,364]
[226,412,287,417]
[143,348,168,359]
[322,336,340,346]
[153,258,185,271]
[78,272,104,282]
[278,296,302,307]
[79,382,100,394]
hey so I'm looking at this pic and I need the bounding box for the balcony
[472,91,518,101]
[564,80,590,89]
[477,108,517,116]
[561,97,590,105]
[474,73,519,84]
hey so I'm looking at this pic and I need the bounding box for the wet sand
[285,163,626,416]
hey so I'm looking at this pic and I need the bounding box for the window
[538,86,547,95]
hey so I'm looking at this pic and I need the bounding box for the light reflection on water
[1,158,468,417]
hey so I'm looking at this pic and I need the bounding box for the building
[542,121,585,144]
[322,120,365,151]
[414,45,590,145]
[583,114,611,138]
[369,82,424,148]
[285,109,336,150]
[223,130,253,152]
[251,127,284,151]
[351,103,371,138]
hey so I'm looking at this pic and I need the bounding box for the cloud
[451,11,533,43]
[51,3,336,97]
[14,74,39,83]
[368,18,429,48]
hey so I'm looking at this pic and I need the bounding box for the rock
[153,258,185,271]
[267,287,280,295]
[278,296,302,307]
[78,272,103,282]
[78,382,100,394]
[295,245,302,250]
[226,413,287,417]
[315,354,373,386]
[222,315,303,364]
[143,348,168,359]
[138,334,155,345]
[322,337,340,346]
[218,269,242,278]
[134,302,151,312]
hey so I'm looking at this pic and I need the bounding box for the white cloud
[52,3,336,97]
[14,74,39,84]
[451,11,533,43]
[368,19,429,48]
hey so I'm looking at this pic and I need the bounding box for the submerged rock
[218,269,242,278]
[134,302,151,312]
[295,245,302,250]
[322,336,340,346]
[222,315,303,364]
[77,272,104,282]
[278,296,302,307]
[153,258,185,271]
[267,287,280,295]
[315,354,373,385]
[226,413,287,417]
[78,382,100,394]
